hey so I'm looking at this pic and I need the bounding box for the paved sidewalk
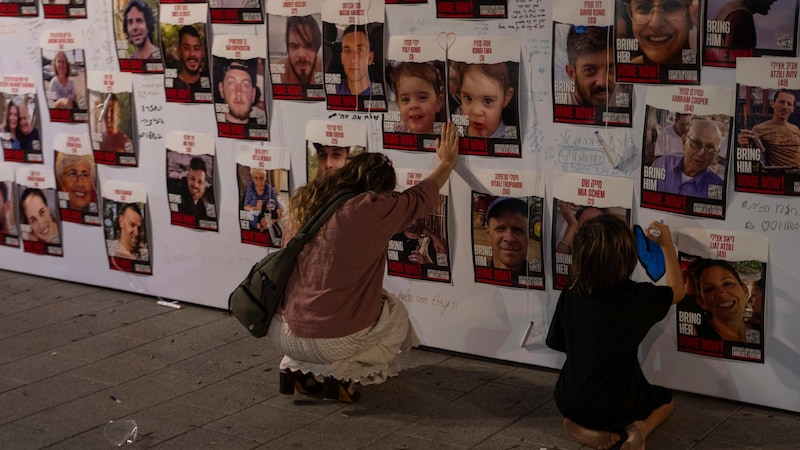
[1,269,798,449]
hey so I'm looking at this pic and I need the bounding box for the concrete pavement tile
[253,428,358,449]
[149,426,259,449]
[0,351,86,384]
[470,434,561,450]
[173,379,273,415]
[204,401,323,443]
[44,423,162,450]
[107,313,207,342]
[396,347,452,374]
[53,331,147,363]
[127,400,225,442]
[363,431,468,449]
[103,373,205,412]
[699,405,800,448]
[70,351,169,385]
[493,365,560,390]
[0,373,110,424]
[228,361,281,388]
[0,375,24,394]
[127,319,245,365]
[496,400,582,449]
[0,272,61,299]
[361,377,464,416]
[0,422,61,450]
[397,382,547,448]
[297,406,419,448]
[408,357,516,393]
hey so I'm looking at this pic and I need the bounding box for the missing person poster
[42,0,86,19]
[0,0,36,17]
[113,0,165,74]
[166,131,218,231]
[209,0,263,24]
[733,57,800,196]
[212,34,269,140]
[551,172,631,290]
[87,71,137,166]
[101,179,152,275]
[552,2,633,127]
[322,0,387,112]
[16,166,63,257]
[640,85,733,218]
[436,0,507,19]
[471,169,545,289]
[449,36,521,157]
[267,0,325,101]
[0,163,20,248]
[1,76,42,163]
[615,0,699,84]
[235,142,289,248]
[383,36,447,152]
[703,0,798,68]
[676,227,768,363]
[41,30,88,123]
[305,120,367,182]
[387,167,451,283]
[160,3,212,103]
[53,133,100,226]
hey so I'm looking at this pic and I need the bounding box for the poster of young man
[0,0,36,17]
[305,120,366,181]
[471,169,544,289]
[383,36,447,152]
[614,0,699,84]
[113,0,164,74]
[551,172,631,290]
[40,30,87,123]
[166,131,217,231]
[436,0,507,19]
[101,179,152,275]
[267,1,324,101]
[53,133,99,226]
[235,142,289,248]
[641,85,733,218]
[160,3,212,103]
[322,0,387,112]
[0,163,20,248]
[16,167,63,257]
[552,2,633,127]
[448,36,521,157]
[676,227,768,363]
[0,76,42,164]
[703,0,797,68]
[733,57,800,196]
[87,71,136,166]
[387,167,451,283]
[212,34,269,140]
[208,0,263,24]
[42,0,86,19]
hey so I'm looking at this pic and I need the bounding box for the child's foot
[621,421,646,450]
[563,418,621,450]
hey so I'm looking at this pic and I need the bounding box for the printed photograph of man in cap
[215,58,265,124]
[471,192,545,289]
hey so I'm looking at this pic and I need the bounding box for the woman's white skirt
[269,289,420,385]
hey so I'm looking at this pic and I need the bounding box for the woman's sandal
[323,377,361,403]
[279,369,323,396]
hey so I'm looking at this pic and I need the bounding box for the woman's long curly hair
[287,152,396,230]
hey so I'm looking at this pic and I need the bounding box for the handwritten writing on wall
[739,199,800,233]
[396,290,458,316]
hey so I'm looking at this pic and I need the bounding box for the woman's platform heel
[279,369,323,396]
[323,377,361,403]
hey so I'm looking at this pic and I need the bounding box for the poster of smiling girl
[448,36,521,157]
[16,166,63,257]
[383,36,447,152]
[676,227,768,363]
[322,0,387,112]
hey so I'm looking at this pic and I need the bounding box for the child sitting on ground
[546,215,685,450]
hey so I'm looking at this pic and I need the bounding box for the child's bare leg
[621,400,675,450]
[563,418,621,450]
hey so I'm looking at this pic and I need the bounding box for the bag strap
[292,190,358,245]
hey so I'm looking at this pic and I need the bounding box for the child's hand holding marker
[647,220,668,242]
